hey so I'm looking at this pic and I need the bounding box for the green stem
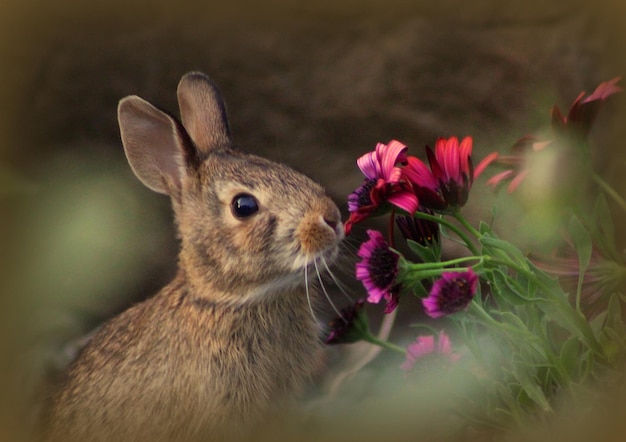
[593,172,626,212]
[413,210,480,255]
[452,210,481,238]
[403,255,481,272]
[363,333,406,354]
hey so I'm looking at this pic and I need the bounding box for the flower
[401,331,461,371]
[403,136,475,209]
[325,299,368,345]
[345,140,419,234]
[422,269,478,318]
[356,229,402,313]
[395,212,440,247]
[552,77,622,139]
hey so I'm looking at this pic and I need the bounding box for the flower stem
[452,210,481,238]
[363,333,406,354]
[404,255,481,271]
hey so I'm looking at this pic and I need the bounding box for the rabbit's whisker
[314,259,346,323]
[321,256,354,303]
[304,264,317,323]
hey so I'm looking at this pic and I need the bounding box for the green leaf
[479,220,493,235]
[559,337,582,373]
[406,239,441,263]
[479,235,529,270]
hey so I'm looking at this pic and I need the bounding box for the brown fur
[42,72,343,442]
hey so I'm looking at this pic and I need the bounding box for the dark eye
[231,193,259,218]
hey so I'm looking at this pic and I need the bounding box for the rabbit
[42,72,344,442]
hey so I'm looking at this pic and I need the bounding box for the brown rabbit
[42,72,344,442]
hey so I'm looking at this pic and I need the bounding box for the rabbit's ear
[118,96,195,195]
[176,72,232,154]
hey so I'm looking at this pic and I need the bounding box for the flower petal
[387,192,419,215]
[474,152,499,179]
[379,140,408,182]
[357,151,380,180]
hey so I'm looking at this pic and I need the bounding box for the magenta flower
[401,331,461,371]
[422,269,478,318]
[356,230,402,313]
[346,140,419,234]
[403,156,447,210]
[403,136,475,210]
[552,77,622,138]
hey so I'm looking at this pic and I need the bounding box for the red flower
[403,136,475,210]
[552,77,622,138]
[346,140,419,234]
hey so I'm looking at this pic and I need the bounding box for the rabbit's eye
[231,193,259,218]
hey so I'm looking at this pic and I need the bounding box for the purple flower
[356,230,402,313]
[422,269,478,318]
[401,331,461,371]
[345,140,419,234]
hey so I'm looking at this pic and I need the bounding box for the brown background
[1,1,626,440]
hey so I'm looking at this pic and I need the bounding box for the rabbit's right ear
[118,96,196,195]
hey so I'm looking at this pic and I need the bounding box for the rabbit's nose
[323,217,338,231]
[322,214,344,240]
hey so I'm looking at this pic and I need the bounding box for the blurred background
[1,0,625,440]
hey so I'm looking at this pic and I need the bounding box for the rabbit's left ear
[118,96,196,195]
[177,72,232,155]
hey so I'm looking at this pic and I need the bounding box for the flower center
[352,178,376,209]
[369,245,399,290]
[437,277,473,314]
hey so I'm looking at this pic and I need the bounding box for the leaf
[479,220,493,235]
[491,269,540,305]
[406,239,441,263]
[480,235,529,270]
[559,337,582,373]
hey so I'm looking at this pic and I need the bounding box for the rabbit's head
[118,72,343,304]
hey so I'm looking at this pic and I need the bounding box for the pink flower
[401,331,461,371]
[355,230,402,313]
[403,136,475,210]
[346,140,419,234]
[552,77,622,138]
[423,269,478,318]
